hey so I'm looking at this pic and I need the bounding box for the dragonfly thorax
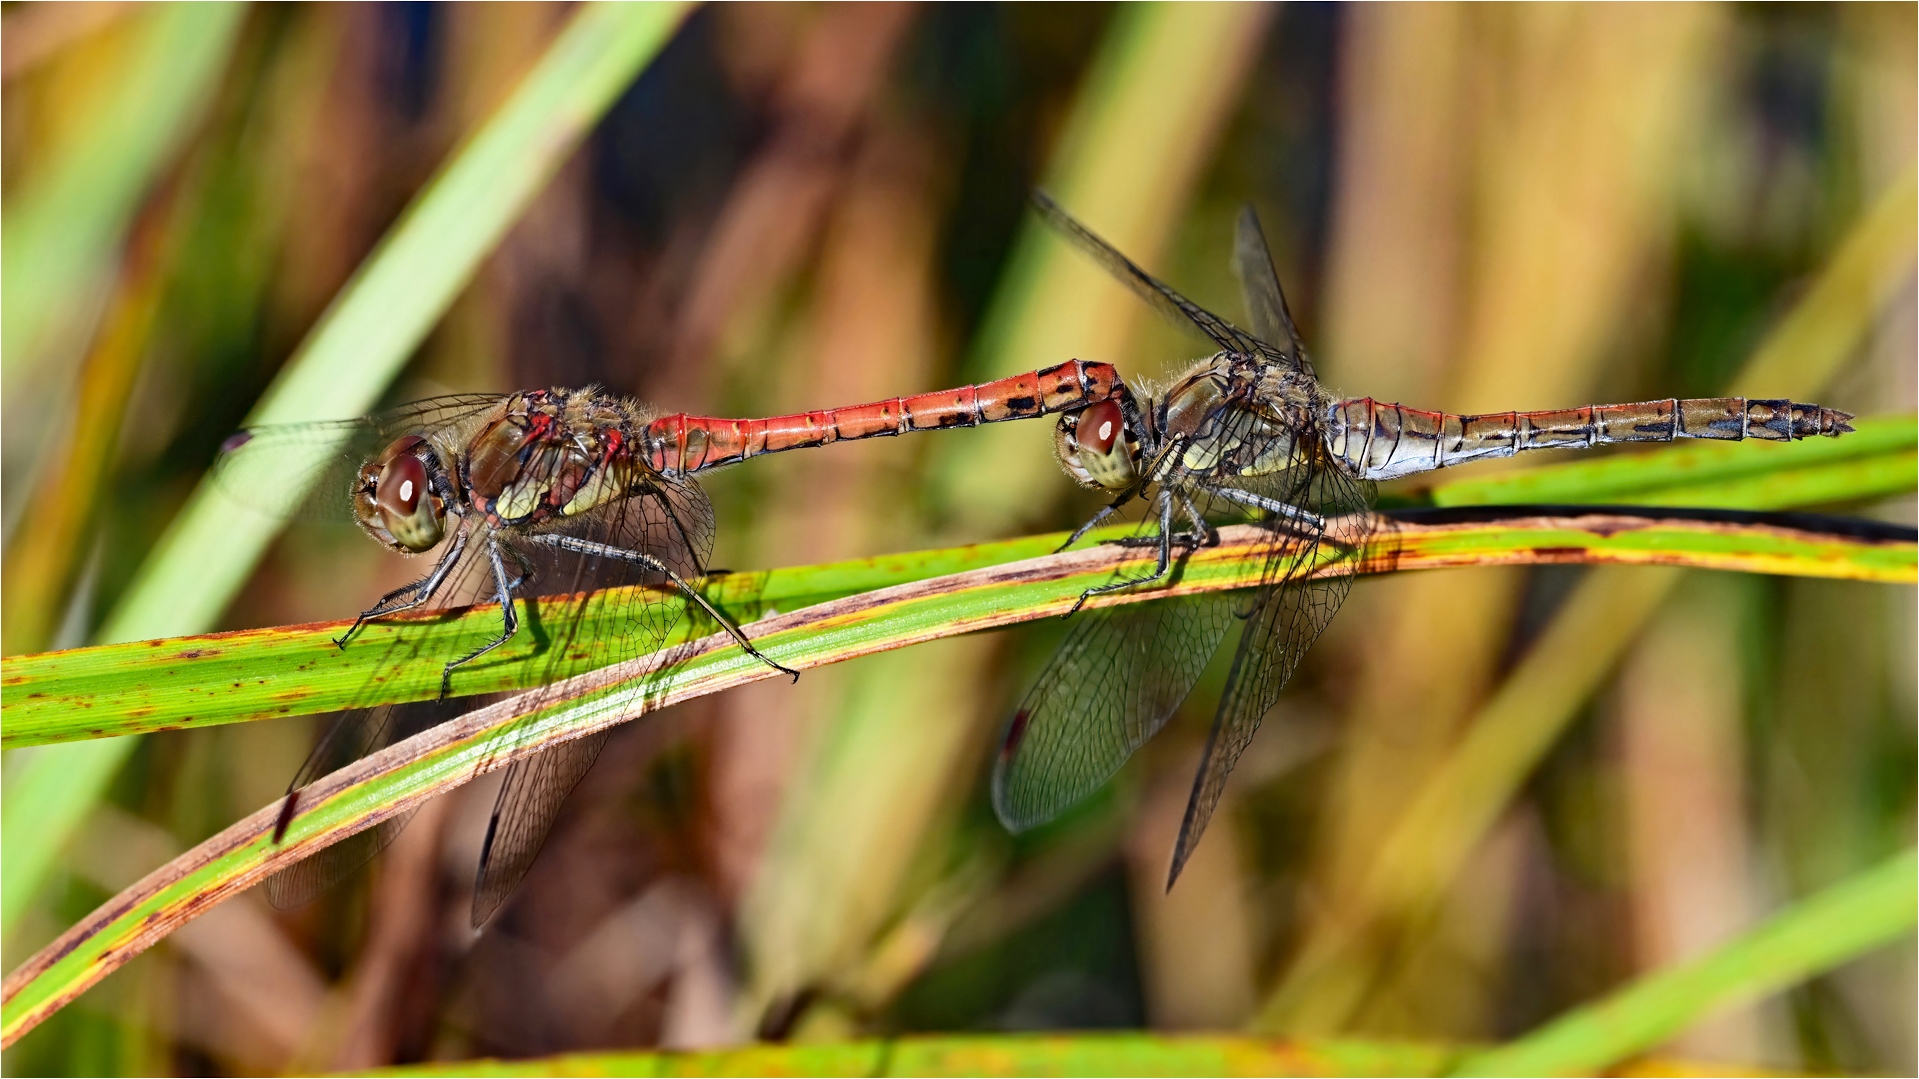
[464,390,647,527]
[353,434,451,553]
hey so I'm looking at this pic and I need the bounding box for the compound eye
[374,452,444,551]
[377,454,427,516]
[1077,400,1124,454]
[1073,399,1136,490]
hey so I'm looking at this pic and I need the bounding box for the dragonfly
[992,192,1856,887]
[215,361,1125,925]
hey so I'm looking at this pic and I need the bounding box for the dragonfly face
[1055,394,1144,491]
[353,434,451,553]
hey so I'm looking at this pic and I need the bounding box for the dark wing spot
[272,792,301,843]
[1000,708,1033,760]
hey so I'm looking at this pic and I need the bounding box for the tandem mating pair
[215,192,1852,924]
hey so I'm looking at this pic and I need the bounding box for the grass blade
[1260,165,1917,1035]
[353,1033,1463,1077]
[102,0,693,645]
[4,511,1910,749]
[312,1032,1776,1077]
[0,0,691,947]
[2,509,1914,1043]
[1450,848,1919,1077]
[0,3,244,380]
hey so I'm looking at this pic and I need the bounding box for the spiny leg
[439,536,519,699]
[500,543,536,594]
[336,529,469,649]
[1203,483,1332,617]
[1067,490,1178,616]
[1057,489,1137,553]
[531,533,799,682]
[1110,489,1215,550]
[1206,484,1324,532]
[1179,492,1218,546]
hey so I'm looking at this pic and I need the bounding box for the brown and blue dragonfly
[215,361,1125,924]
[994,192,1855,885]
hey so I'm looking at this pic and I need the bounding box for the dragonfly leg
[530,533,800,682]
[438,536,520,699]
[1205,485,1324,532]
[1057,490,1136,552]
[1109,489,1214,551]
[1066,491,1178,616]
[500,543,536,594]
[336,529,470,649]
[1178,491,1218,547]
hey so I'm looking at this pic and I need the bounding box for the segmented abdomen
[644,360,1124,474]
[1325,396,1855,482]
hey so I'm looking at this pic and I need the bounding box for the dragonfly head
[1056,395,1143,491]
[354,435,448,553]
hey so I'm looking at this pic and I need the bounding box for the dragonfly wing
[470,729,611,927]
[519,471,716,669]
[211,418,383,522]
[463,474,717,923]
[1166,449,1380,887]
[1031,190,1263,357]
[263,699,463,909]
[993,591,1237,832]
[212,394,506,521]
[1232,205,1313,375]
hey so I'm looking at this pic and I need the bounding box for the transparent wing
[512,470,716,676]
[1031,190,1263,357]
[1165,439,1380,887]
[463,470,717,925]
[263,697,468,909]
[210,394,506,520]
[470,730,610,927]
[268,424,717,922]
[1232,204,1313,376]
[992,592,1237,831]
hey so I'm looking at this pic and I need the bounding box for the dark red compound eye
[1077,399,1124,454]
[376,453,429,517]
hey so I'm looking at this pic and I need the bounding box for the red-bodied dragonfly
[214,361,1123,925]
[992,192,1856,886]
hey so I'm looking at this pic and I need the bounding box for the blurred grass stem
[1449,848,1919,1077]
[0,0,691,947]
[1261,166,1918,1034]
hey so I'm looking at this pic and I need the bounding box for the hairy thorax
[1159,352,1324,480]
[462,389,648,527]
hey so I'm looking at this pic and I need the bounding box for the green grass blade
[329,1033,1776,1077]
[350,1033,1464,1077]
[1450,848,1919,1077]
[3,510,1911,1043]
[1,3,245,379]
[1259,166,1917,1035]
[0,0,690,947]
[102,0,692,646]
[1429,414,1916,508]
[4,512,1910,749]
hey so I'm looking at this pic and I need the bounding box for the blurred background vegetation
[1,2,1912,1074]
